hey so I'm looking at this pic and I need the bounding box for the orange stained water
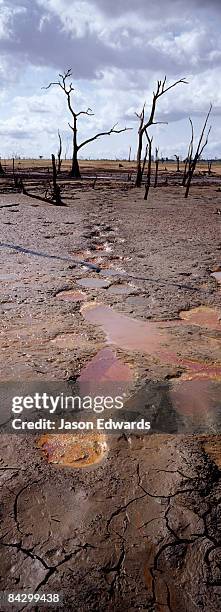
[179,360,221,381]
[82,303,221,367]
[38,432,107,468]
[38,349,133,468]
[78,347,134,404]
[169,378,220,422]
[79,347,133,383]
[38,303,221,466]
[81,303,176,361]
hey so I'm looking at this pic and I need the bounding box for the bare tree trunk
[12,157,20,188]
[135,77,187,188]
[43,70,131,181]
[92,174,97,189]
[182,158,189,186]
[128,146,132,162]
[19,173,65,206]
[71,154,81,179]
[185,173,193,198]
[154,147,159,188]
[144,137,152,200]
[175,155,180,172]
[135,132,143,187]
[57,130,62,174]
[141,143,148,177]
[185,106,212,199]
[208,160,212,175]
[182,118,194,186]
[52,154,63,205]
[0,159,5,176]
[70,116,81,178]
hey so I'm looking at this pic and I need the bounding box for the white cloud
[0,0,220,157]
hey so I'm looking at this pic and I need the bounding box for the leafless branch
[185,105,212,198]
[182,117,194,185]
[78,124,131,151]
[43,69,132,178]
[135,76,187,187]
[143,77,187,133]
[144,132,153,200]
[76,108,94,117]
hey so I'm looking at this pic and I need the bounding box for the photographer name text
[12,417,151,431]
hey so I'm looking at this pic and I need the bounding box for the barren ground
[0,162,220,611]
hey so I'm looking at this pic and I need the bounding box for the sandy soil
[1,158,221,174]
[0,170,220,611]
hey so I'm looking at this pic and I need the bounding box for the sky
[0,0,221,159]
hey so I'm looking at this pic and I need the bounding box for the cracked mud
[0,175,221,611]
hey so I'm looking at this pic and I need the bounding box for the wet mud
[55,289,87,301]
[0,181,221,611]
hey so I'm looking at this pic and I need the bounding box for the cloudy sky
[0,0,221,159]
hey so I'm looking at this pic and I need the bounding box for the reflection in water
[82,303,221,365]
[107,284,135,295]
[79,347,133,384]
[169,378,221,432]
[39,302,221,465]
[78,347,134,413]
[82,303,176,360]
[77,278,110,289]
[81,302,221,431]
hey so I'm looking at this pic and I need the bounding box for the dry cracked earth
[0,176,221,611]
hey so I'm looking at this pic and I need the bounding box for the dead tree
[154,147,159,188]
[18,156,65,206]
[51,154,63,205]
[0,158,5,176]
[135,77,187,187]
[144,133,153,200]
[128,146,132,162]
[185,105,212,199]
[92,174,97,189]
[12,157,21,189]
[43,69,130,179]
[141,143,148,178]
[207,160,213,175]
[174,154,180,172]
[182,118,194,186]
[57,130,62,173]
